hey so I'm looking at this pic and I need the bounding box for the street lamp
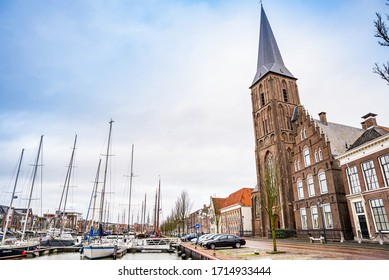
[317,199,327,243]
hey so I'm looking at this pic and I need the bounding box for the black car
[203,234,246,249]
[181,233,198,242]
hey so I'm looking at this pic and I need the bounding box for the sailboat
[40,135,78,247]
[0,137,43,259]
[83,120,119,260]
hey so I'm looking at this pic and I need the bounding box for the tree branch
[373,62,389,85]
[375,13,389,46]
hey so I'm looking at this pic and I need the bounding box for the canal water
[25,252,180,260]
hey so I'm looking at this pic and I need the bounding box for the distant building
[337,114,389,242]
[209,196,226,234]
[187,205,210,234]
[220,188,253,236]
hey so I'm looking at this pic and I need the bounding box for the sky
[0,0,388,227]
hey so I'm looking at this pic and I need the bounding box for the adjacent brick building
[337,114,389,242]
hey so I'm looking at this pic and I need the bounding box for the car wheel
[234,242,241,248]
[210,243,216,250]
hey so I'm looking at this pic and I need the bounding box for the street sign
[195,223,200,229]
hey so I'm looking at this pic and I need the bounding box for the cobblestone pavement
[182,238,389,260]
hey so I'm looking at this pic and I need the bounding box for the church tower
[251,5,300,236]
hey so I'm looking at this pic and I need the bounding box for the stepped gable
[223,188,254,208]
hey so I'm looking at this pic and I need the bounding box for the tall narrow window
[303,146,311,167]
[314,149,318,162]
[318,148,323,160]
[323,204,334,229]
[318,171,328,194]
[370,199,389,231]
[297,179,304,200]
[300,208,308,229]
[260,92,265,106]
[307,174,315,197]
[346,166,361,194]
[379,154,389,187]
[311,206,319,229]
[283,89,288,102]
[362,160,379,190]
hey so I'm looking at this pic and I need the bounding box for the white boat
[82,120,119,260]
[83,239,116,260]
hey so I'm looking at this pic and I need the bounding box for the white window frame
[369,199,389,232]
[297,179,304,200]
[318,148,323,161]
[300,208,308,230]
[361,160,379,190]
[311,206,319,229]
[346,165,361,194]
[379,154,389,187]
[303,146,311,167]
[318,171,328,194]
[323,204,334,229]
[307,174,315,197]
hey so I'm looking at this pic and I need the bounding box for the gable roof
[315,120,364,157]
[222,187,253,209]
[348,126,389,150]
[211,197,226,215]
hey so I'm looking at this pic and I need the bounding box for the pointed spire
[251,5,295,87]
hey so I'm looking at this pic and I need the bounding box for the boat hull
[40,238,75,247]
[0,243,38,260]
[83,244,116,260]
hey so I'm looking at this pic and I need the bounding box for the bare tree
[374,1,389,84]
[259,153,281,252]
[175,190,192,236]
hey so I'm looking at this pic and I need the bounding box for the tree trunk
[270,214,277,252]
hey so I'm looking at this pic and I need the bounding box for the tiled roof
[348,126,389,150]
[223,188,254,208]
[211,197,226,215]
[315,120,364,157]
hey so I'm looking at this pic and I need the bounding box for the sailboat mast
[156,176,161,231]
[59,134,77,235]
[22,135,43,241]
[1,149,24,245]
[127,144,134,232]
[85,158,102,231]
[98,120,113,224]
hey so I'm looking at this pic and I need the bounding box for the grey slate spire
[251,5,295,87]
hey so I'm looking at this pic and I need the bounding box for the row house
[0,205,34,232]
[337,113,389,243]
[291,109,362,240]
[220,188,253,236]
[187,205,210,234]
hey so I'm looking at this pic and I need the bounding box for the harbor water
[24,251,180,260]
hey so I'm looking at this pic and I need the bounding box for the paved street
[184,238,389,260]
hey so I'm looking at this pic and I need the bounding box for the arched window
[297,179,304,200]
[303,146,311,167]
[307,174,315,197]
[318,170,328,194]
[318,148,323,161]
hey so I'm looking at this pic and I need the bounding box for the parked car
[197,233,220,246]
[181,233,198,242]
[191,233,212,245]
[203,234,246,249]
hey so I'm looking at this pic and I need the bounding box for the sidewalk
[181,237,389,260]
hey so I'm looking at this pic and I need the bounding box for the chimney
[318,112,328,125]
[361,113,378,130]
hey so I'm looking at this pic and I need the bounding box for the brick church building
[250,5,388,241]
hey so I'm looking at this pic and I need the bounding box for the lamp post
[317,199,327,243]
